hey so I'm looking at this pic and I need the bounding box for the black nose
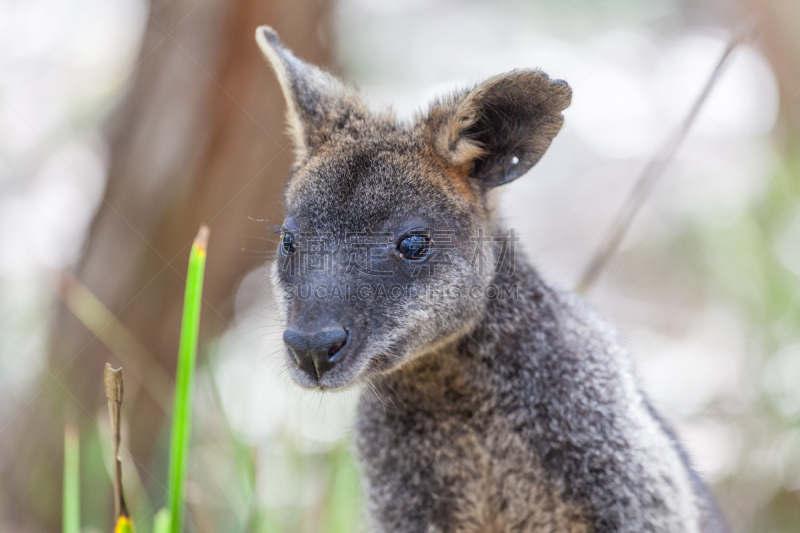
[283,327,348,381]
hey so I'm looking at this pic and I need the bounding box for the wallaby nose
[283,327,348,381]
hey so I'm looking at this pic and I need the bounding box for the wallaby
[255,26,729,533]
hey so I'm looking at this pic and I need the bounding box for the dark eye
[397,231,431,261]
[281,231,297,256]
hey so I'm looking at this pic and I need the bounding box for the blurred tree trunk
[694,1,800,531]
[2,0,331,529]
[744,1,800,527]
[740,0,800,137]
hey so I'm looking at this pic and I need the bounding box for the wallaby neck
[368,260,546,403]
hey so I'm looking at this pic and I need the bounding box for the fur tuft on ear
[255,26,368,159]
[425,70,572,187]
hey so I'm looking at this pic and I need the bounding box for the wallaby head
[256,26,571,390]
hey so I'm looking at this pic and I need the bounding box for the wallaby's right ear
[255,26,367,159]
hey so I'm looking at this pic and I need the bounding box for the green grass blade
[63,423,80,533]
[153,508,171,533]
[167,226,209,533]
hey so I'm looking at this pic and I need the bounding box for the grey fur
[256,26,729,533]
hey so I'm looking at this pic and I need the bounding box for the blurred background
[2,0,800,531]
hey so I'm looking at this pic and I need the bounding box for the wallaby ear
[426,70,572,187]
[255,26,368,159]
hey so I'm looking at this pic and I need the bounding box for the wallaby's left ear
[426,71,572,187]
[255,26,368,160]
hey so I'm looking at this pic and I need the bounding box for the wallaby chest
[355,355,588,533]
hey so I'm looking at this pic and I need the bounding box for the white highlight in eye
[510,156,519,165]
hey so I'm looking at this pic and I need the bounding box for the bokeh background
[2,0,800,531]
